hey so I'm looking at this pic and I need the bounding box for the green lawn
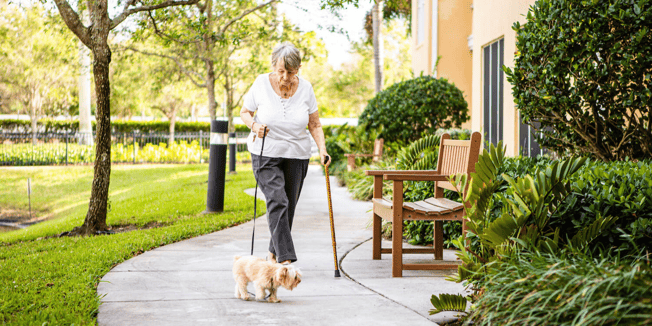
[0,164,264,325]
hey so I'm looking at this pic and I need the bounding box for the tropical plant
[359,75,469,144]
[429,293,468,316]
[505,0,652,161]
[344,159,394,201]
[430,143,619,315]
[395,134,440,171]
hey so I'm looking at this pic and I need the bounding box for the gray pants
[252,154,309,263]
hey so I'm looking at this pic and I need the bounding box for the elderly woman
[240,42,330,265]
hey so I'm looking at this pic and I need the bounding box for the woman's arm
[240,107,268,138]
[308,111,330,167]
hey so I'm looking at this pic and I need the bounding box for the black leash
[251,126,267,256]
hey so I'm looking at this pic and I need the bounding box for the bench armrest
[345,153,375,158]
[383,174,450,181]
[365,170,441,176]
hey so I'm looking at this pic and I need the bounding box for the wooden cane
[324,155,341,277]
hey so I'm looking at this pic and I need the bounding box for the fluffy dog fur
[233,255,302,303]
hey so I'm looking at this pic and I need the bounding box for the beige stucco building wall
[471,0,536,155]
[412,0,473,130]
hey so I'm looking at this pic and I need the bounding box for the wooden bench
[364,132,482,277]
[344,138,383,171]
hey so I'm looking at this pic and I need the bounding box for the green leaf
[483,211,527,247]
[429,293,468,315]
[569,215,620,249]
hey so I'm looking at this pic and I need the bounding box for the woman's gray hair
[271,42,301,71]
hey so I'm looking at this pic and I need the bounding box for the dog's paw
[268,297,281,303]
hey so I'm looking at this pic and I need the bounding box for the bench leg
[434,221,444,260]
[392,218,403,277]
[372,213,381,260]
[347,155,355,172]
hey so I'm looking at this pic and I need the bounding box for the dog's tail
[233,255,242,263]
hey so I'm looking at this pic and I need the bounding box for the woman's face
[273,59,300,86]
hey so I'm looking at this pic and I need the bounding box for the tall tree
[130,0,278,128]
[321,0,410,94]
[371,0,383,93]
[307,19,411,117]
[0,2,77,142]
[52,0,199,235]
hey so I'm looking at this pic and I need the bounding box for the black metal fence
[0,131,250,166]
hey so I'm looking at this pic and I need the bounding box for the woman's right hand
[252,122,270,139]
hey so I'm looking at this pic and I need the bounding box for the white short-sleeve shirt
[243,73,318,159]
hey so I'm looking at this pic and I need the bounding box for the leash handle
[251,126,267,256]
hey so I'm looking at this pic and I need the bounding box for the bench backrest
[434,132,482,195]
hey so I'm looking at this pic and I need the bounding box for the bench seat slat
[424,197,464,212]
[404,201,452,215]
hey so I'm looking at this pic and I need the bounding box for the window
[519,115,545,157]
[483,38,504,147]
[417,0,425,44]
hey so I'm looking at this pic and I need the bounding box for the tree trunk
[29,97,38,145]
[206,60,217,120]
[372,0,384,94]
[74,43,111,235]
[28,88,42,145]
[225,73,235,133]
[168,106,177,145]
[78,13,93,146]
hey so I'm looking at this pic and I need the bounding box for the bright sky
[278,0,374,69]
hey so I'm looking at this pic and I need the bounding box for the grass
[0,163,264,325]
[469,251,652,325]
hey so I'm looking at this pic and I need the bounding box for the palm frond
[569,214,620,249]
[429,293,468,315]
[396,134,440,170]
[412,151,439,171]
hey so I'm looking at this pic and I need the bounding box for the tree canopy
[0,2,77,125]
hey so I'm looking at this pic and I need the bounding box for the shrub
[430,146,652,320]
[323,123,380,178]
[359,75,469,144]
[505,0,652,161]
[553,159,652,255]
[0,141,209,165]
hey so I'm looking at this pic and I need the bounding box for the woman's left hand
[320,151,331,167]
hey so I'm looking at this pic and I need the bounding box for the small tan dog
[233,255,302,303]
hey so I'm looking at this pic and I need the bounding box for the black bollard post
[228,132,236,174]
[205,119,228,213]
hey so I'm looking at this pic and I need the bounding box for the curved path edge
[97,166,464,325]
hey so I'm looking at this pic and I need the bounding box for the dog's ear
[280,267,289,281]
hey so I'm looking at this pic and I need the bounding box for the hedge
[0,119,251,133]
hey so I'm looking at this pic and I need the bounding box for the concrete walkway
[98,165,468,325]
